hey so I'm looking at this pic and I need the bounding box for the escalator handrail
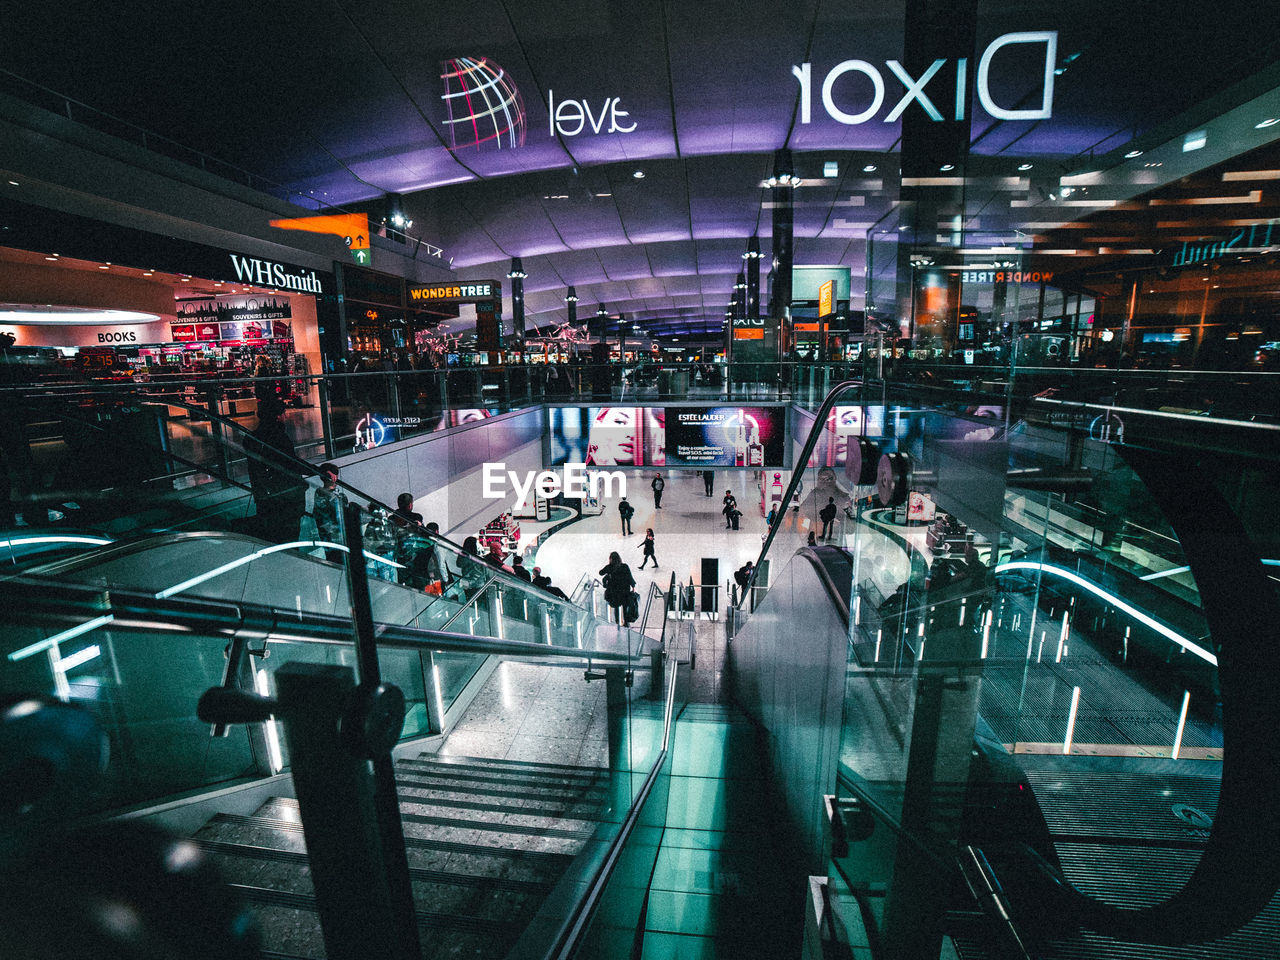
[739,379,864,607]
[1,573,643,666]
[13,389,608,628]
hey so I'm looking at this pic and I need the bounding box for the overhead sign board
[408,281,502,304]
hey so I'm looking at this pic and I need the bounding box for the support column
[769,149,794,323]
[507,257,527,341]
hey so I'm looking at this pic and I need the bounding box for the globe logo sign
[440,56,527,151]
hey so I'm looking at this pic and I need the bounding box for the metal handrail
[436,570,502,633]
[543,620,691,960]
[739,379,864,609]
[0,573,642,666]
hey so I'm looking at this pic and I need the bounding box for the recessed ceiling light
[862,164,877,173]
[1017,163,1033,171]
[1124,149,1143,158]
[632,170,645,179]
[98,265,109,270]
[940,164,955,171]
[7,180,18,186]
[44,255,58,261]
[1255,118,1279,129]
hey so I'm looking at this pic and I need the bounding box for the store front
[0,196,336,387]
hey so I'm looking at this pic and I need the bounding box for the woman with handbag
[599,550,636,625]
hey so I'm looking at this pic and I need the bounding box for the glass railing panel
[823,373,1280,947]
[1,615,262,814]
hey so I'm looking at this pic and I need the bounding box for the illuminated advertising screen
[810,405,886,467]
[665,406,785,467]
[548,407,666,466]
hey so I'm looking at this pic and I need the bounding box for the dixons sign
[793,31,1058,125]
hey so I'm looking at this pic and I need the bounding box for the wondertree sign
[407,281,502,304]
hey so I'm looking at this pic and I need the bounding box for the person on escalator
[310,462,345,563]
[452,536,488,600]
[245,396,307,544]
[362,504,399,581]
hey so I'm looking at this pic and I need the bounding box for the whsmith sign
[408,281,502,303]
[1171,219,1280,267]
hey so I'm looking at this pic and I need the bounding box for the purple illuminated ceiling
[2,0,1278,337]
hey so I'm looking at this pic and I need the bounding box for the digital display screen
[547,405,787,467]
[664,406,786,467]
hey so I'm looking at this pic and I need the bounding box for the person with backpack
[638,528,657,569]
[310,462,345,563]
[599,550,636,625]
[819,497,838,540]
[651,473,665,509]
[618,496,635,535]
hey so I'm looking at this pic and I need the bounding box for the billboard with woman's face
[548,407,666,466]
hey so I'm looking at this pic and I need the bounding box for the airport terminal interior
[2,2,1280,959]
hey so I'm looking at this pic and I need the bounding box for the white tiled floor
[529,470,775,603]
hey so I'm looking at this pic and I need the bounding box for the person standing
[819,497,838,540]
[311,462,346,562]
[362,504,399,581]
[638,528,657,569]
[245,396,307,544]
[618,496,635,535]
[702,470,715,497]
[392,492,424,529]
[599,550,636,625]
[511,554,533,582]
[651,472,665,509]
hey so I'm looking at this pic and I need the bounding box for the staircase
[192,753,610,959]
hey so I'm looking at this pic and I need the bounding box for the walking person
[618,496,635,535]
[721,490,737,529]
[638,528,658,569]
[703,470,715,496]
[819,496,837,540]
[651,472,665,509]
[599,551,636,625]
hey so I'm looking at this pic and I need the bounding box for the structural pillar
[507,257,527,340]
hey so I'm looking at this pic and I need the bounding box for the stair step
[208,813,575,869]
[399,810,595,841]
[392,773,604,803]
[397,757,606,788]
[195,838,553,894]
[418,752,606,775]
[230,884,522,937]
[393,788,604,821]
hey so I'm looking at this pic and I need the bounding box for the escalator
[727,377,1280,959]
[0,382,677,960]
